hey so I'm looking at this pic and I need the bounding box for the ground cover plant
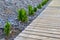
[33,7,38,12]
[28,5,34,16]
[17,8,28,22]
[37,3,42,9]
[41,0,49,6]
[4,22,11,40]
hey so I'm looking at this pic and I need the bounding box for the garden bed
[0,0,51,40]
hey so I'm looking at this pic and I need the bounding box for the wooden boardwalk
[14,0,60,40]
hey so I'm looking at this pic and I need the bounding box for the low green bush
[17,8,28,22]
[28,5,34,16]
[4,22,11,37]
[41,0,48,6]
[37,3,42,9]
[33,7,37,12]
[37,0,48,9]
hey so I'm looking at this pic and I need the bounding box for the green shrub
[37,3,42,9]
[4,22,11,36]
[41,0,48,6]
[28,5,34,16]
[33,7,37,12]
[17,9,21,21]
[17,8,28,22]
[45,0,48,4]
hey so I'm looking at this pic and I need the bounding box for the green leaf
[17,8,28,22]
[33,7,37,12]
[37,3,42,9]
[4,21,11,36]
[28,5,34,16]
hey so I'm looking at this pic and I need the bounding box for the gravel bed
[0,0,51,40]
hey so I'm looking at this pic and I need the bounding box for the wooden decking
[14,0,60,40]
